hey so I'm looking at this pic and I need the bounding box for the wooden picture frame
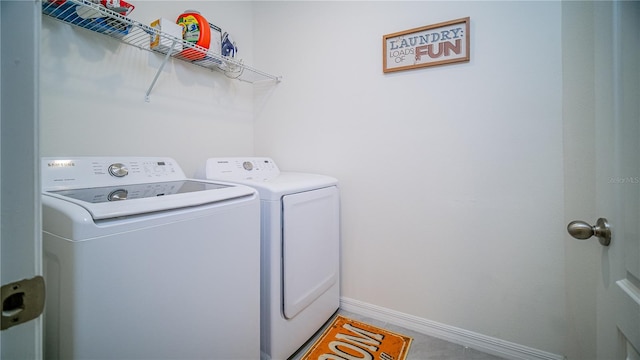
[383,17,470,73]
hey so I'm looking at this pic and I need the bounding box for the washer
[198,157,340,360]
[41,157,260,360]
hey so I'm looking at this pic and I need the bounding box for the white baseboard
[340,297,565,360]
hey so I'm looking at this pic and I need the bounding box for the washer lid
[44,180,255,220]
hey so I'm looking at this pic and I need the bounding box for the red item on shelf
[101,0,134,16]
[176,10,211,61]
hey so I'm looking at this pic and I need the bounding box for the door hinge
[1,276,45,331]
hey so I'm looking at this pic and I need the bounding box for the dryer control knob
[108,163,129,177]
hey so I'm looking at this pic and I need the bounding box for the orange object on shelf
[176,10,210,61]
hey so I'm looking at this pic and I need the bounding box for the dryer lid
[201,157,338,200]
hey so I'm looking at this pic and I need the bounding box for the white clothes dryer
[198,157,340,360]
[41,157,260,360]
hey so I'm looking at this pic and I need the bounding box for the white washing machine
[41,157,261,360]
[198,157,340,360]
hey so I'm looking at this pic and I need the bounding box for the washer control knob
[108,163,128,177]
[243,161,253,171]
[108,189,128,201]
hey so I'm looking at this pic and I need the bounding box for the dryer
[198,157,340,360]
[41,157,260,359]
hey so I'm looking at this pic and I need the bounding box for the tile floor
[290,309,506,360]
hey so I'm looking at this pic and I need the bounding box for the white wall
[40,1,256,176]
[253,1,567,356]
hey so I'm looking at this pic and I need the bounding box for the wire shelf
[42,0,281,99]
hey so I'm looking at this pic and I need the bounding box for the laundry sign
[383,17,470,73]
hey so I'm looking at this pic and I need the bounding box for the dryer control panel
[42,157,186,190]
[204,157,280,182]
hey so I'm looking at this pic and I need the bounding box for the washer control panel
[41,157,186,190]
[204,157,280,182]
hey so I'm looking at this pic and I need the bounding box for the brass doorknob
[567,218,611,246]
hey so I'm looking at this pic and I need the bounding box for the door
[0,0,43,358]
[282,186,340,319]
[595,1,640,358]
[566,1,640,358]
[596,1,640,359]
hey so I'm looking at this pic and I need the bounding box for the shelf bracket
[145,40,177,102]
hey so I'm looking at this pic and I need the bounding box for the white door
[282,186,340,319]
[567,1,640,358]
[595,1,640,358]
[0,0,43,358]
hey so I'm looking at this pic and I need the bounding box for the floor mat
[300,314,412,360]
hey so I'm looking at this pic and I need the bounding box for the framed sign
[383,17,470,73]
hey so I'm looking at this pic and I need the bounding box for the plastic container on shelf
[176,10,210,61]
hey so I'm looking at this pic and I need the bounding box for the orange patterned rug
[301,315,412,360]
